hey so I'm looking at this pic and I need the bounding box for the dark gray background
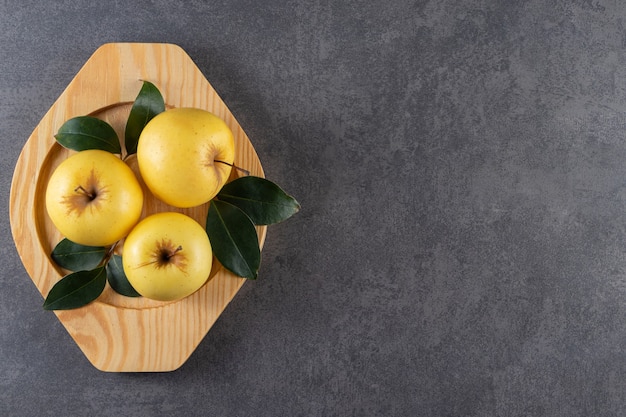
[2,0,626,416]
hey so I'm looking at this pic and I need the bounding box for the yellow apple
[136,107,235,208]
[45,149,143,247]
[122,212,213,301]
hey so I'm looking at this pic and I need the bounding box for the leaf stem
[100,241,120,267]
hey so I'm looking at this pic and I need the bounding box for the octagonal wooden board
[9,43,266,372]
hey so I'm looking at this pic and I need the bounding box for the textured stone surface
[3,0,626,415]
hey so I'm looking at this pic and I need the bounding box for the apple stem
[166,246,183,260]
[74,185,96,200]
[136,245,184,269]
[215,160,250,176]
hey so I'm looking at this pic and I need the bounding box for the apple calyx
[62,170,107,215]
[141,239,187,271]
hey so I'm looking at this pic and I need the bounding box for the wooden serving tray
[9,43,266,372]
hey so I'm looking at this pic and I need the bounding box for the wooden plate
[9,43,266,372]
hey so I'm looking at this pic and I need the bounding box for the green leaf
[217,176,300,225]
[43,267,107,310]
[206,200,260,280]
[51,238,106,272]
[106,255,141,297]
[124,80,165,155]
[54,116,121,153]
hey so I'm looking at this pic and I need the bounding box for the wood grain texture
[9,43,266,372]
